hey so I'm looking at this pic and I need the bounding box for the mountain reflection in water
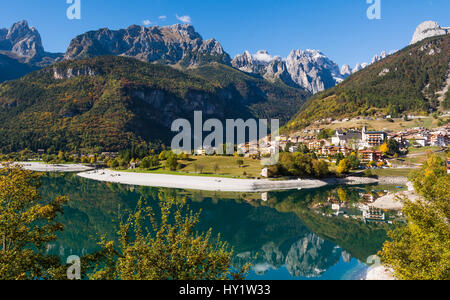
[39,173,392,280]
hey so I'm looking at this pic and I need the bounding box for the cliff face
[64,24,231,67]
[0,20,63,65]
[411,21,450,45]
[0,20,63,83]
[232,49,347,94]
[0,20,44,58]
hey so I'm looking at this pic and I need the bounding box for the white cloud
[158,15,167,20]
[176,14,191,23]
[142,19,152,26]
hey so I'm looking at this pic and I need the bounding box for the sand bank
[370,182,419,210]
[77,169,388,192]
[13,162,95,173]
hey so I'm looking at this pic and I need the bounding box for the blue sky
[1,0,449,67]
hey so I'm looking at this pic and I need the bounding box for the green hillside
[0,56,309,153]
[287,34,450,131]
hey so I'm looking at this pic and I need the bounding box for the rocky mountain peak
[64,24,230,67]
[411,21,450,45]
[341,64,352,77]
[232,48,349,94]
[286,49,343,93]
[0,20,44,58]
[371,50,387,63]
[168,23,199,38]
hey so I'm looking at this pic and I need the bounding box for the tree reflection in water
[39,173,392,279]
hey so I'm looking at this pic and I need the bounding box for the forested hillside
[287,34,450,131]
[0,56,309,153]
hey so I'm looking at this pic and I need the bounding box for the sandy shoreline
[76,169,406,192]
[12,162,95,173]
[370,182,418,210]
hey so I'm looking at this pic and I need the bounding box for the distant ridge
[287,34,450,131]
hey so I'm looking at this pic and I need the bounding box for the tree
[0,165,68,280]
[140,157,151,169]
[386,138,400,156]
[380,154,450,280]
[380,143,389,155]
[347,153,360,169]
[110,159,119,169]
[164,154,178,171]
[318,129,334,140]
[158,150,168,161]
[337,158,351,175]
[335,152,345,166]
[275,152,329,178]
[297,144,310,154]
[141,156,160,170]
[337,188,348,203]
[312,159,329,178]
[86,197,247,280]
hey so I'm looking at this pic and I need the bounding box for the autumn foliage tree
[380,153,450,280]
[380,143,389,155]
[337,158,351,175]
[86,196,246,280]
[0,165,68,280]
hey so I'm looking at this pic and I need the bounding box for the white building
[361,126,387,149]
[430,134,447,147]
[261,167,269,178]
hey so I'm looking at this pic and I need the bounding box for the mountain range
[0,20,397,93]
[2,20,447,93]
[63,24,231,67]
[0,19,449,151]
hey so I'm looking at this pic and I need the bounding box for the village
[219,123,450,170]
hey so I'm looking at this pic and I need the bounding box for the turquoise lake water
[39,173,394,280]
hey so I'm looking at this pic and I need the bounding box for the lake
[39,173,396,280]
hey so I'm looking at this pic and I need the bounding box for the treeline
[268,152,329,178]
[110,150,188,172]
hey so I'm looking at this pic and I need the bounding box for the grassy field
[369,168,414,177]
[407,146,442,154]
[388,147,447,166]
[124,156,264,179]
